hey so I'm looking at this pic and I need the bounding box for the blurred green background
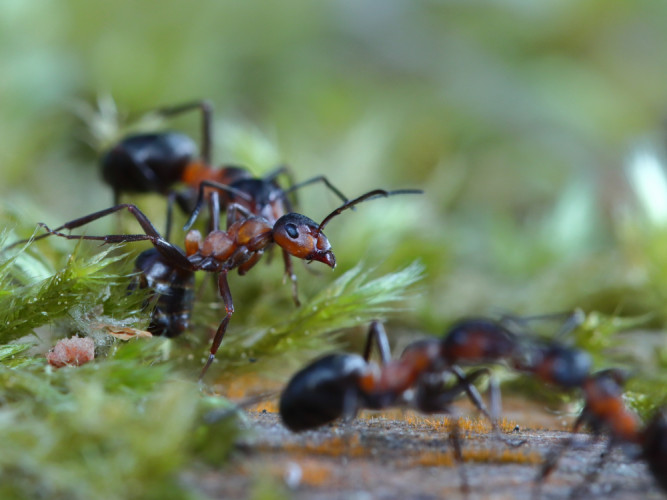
[4,0,667,332]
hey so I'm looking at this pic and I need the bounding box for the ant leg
[262,164,291,183]
[225,202,254,229]
[284,175,350,207]
[568,438,615,499]
[199,271,234,381]
[555,308,586,338]
[208,190,221,232]
[165,191,177,241]
[37,204,194,271]
[449,417,470,497]
[362,321,391,364]
[499,309,585,338]
[449,366,525,447]
[281,250,300,307]
[237,251,264,275]
[532,414,585,499]
[149,100,213,165]
[183,180,251,231]
[163,188,199,241]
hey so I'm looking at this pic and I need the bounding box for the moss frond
[0,237,151,346]
[0,339,241,500]
[209,261,424,377]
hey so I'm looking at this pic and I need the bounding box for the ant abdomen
[133,248,196,338]
[279,353,369,432]
[101,132,197,195]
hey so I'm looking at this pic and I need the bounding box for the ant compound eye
[285,223,299,239]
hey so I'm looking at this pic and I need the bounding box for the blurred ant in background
[9,189,421,380]
[279,319,526,447]
[279,312,589,435]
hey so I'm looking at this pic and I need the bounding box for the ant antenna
[315,188,423,236]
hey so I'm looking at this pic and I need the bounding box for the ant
[278,319,527,496]
[101,100,350,304]
[11,189,421,380]
[534,369,667,497]
[279,320,525,446]
[100,100,349,242]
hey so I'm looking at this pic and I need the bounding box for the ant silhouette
[11,189,421,380]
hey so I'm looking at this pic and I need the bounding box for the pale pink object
[46,336,95,367]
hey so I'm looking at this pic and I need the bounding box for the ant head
[520,343,591,389]
[273,213,335,268]
[273,188,423,269]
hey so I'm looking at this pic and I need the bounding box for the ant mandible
[18,188,421,380]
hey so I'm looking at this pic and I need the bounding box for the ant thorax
[184,216,273,264]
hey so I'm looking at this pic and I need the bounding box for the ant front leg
[449,416,471,498]
[199,271,234,381]
[532,414,586,499]
[448,366,525,447]
[568,438,615,499]
[237,250,264,276]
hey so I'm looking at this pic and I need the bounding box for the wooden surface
[188,400,664,500]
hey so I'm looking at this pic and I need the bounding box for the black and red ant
[279,319,525,445]
[11,189,421,380]
[101,100,350,304]
[279,313,599,447]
